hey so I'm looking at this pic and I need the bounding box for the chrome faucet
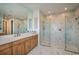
[16,31,20,36]
[16,23,21,37]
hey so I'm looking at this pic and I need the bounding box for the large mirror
[0,4,33,36]
[0,16,3,32]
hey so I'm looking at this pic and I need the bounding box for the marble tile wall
[40,9,79,53]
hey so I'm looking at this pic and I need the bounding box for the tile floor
[28,44,78,55]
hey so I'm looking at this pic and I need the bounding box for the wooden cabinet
[24,35,38,54]
[0,32,5,36]
[0,35,38,55]
[33,35,38,47]
[24,39,31,54]
[12,43,25,55]
[12,39,25,55]
[30,37,35,49]
[0,47,12,55]
[30,35,38,49]
[0,43,12,55]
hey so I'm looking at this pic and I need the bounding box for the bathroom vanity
[0,32,38,55]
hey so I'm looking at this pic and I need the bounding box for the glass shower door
[65,16,79,53]
[40,18,51,47]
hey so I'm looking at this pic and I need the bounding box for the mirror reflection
[0,4,34,36]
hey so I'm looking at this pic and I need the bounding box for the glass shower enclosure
[65,15,79,53]
[40,11,79,53]
[40,17,51,47]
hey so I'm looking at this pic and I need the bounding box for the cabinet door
[19,43,25,55]
[30,38,35,49]
[0,47,12,55]
[24,39,31,54]
[30,35,38,49]
[34,35,38,47]
[12,43,25,55]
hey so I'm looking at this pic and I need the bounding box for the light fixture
[47,14,53,19]
[65,8,67,11]
[48,11,51,14]
[62,13,65,16]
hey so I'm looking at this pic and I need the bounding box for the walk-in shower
[65,15,79,53]
[40,9,79,54]
[40,16,51,47]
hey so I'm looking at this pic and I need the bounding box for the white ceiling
[0,3,79,16]
[0,3,32,18]
[22,3,79,15]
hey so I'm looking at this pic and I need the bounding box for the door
[40,15,65,47]
[65,16,79,53]
[40,18,51,47]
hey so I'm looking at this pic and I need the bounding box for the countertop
[0,32,38,45]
